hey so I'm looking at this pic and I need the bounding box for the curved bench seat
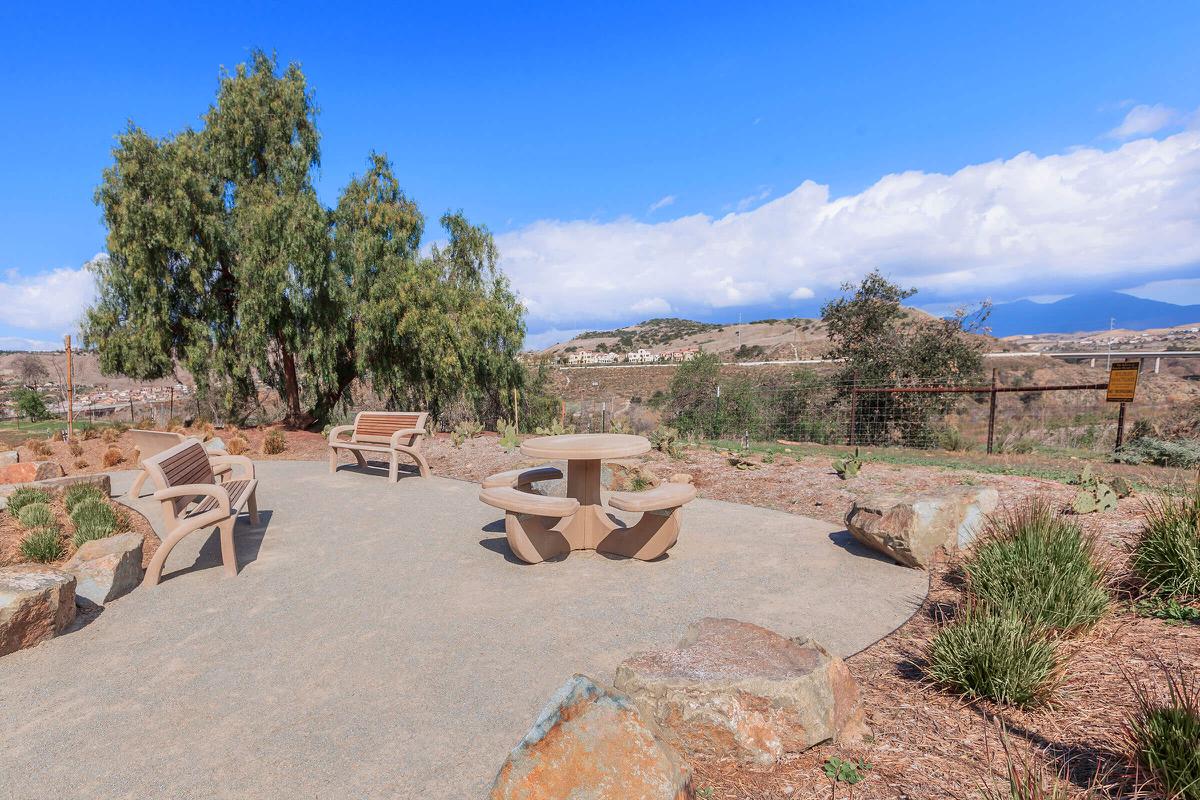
[608,482,696,513]
[481,466,563,490]
[479,487,578,564]
[598,481,697,561]
[478,487,578,517]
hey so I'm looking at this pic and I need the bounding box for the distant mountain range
[986,291,1200,337]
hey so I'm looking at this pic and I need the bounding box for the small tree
[14,388,51,422]
[15,354,48,388]
[666,352,762,440]
[822,270,988,446]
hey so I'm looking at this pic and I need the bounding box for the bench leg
[388,452,399,483]
[396,445,431,479]
[596,508,682,560]
[218,517,238,577]
[128,468,149,498]
[505,512,571,564]
[142,526,192,587]
[247,489,260,526]
[328,447,338,474]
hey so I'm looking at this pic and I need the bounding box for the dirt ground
[0,488,158,571]
[3,424,1197,798]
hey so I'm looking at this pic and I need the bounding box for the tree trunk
[279,342,307,428]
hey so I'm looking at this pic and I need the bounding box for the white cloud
[1121,277,1200,306]
[1109,104,1180,139]
[789,286,815,300]
[0,260,98,332]
[499,131,1200,326]
[647,195,676,213]
[736,186,772,211]
[0,336,64,351]
[630,296,671,315]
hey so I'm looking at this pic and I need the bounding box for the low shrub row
[6,485,125,562]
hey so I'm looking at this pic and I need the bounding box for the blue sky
[2,1,1200,349]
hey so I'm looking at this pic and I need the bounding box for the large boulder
[0,566,76,657]
[0,461,63,486]
[614,618,867,765]
[490,674,693,800]
[64,532,144,608]
[0,473,112,503]
[0,450,17,466]
[845,486,999,568]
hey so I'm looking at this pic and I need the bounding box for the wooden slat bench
[141,439,259,587]
[478,486,579,564]
[327,411,430,482]
[597,482,697,560]
[128,429,231,498]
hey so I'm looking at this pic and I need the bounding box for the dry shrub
[102,447,125,467]
[227,436,249,456]
[263,430,286,455]
[24,438,53,457]
[68,441,83,457]
[101,427,120,444]
[73,458,89,469]
[199,422,216,442]
[81,425,99,441]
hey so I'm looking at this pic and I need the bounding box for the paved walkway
[0,461,926,799]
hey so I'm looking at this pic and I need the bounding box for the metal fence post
[847,374,858,446]
[986,368,998,455]
[1115,402,1127,453]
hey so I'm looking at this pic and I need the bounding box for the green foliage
[1128,667,1200,800]
[13,388,51,421]
[497,419,520,451]
[926,608,1061,707]
[1072,466,1118,514]
[20,526,64,563]
[263,429,286,454]
[823,756,871,785]
[963,503,1109,634]
[84,52,525,427]
[534,419,573,436]
[833,447,862,479]
[629,473,653,491]
[1134,596,1200,624]
[665,353,762,440]
[1134,492,1200,598]
[761,451,775,464]
[451,420,484,448]
[822,270,988,446]
[17,503,56,531]
[64,485,106,515]
[5,487,51,517]
[70,498,118,547]
[1116,437,1200,468]
[938,426,972,452]
[649,425,681,458]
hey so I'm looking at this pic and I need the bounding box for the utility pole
[1106,317,1115,370]
[64,335,74,440]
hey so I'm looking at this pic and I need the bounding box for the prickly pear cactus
[833,447,863,480]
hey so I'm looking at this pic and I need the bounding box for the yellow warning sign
[1106,361,1140,403]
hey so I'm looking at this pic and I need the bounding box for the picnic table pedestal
[519,434,651,551]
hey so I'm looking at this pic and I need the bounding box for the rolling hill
[986,291,1200,336]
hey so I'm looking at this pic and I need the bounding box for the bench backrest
[131,429,187,464]
[143,439,216,515]
[352,411,428,445]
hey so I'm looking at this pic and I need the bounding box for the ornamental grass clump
[64,484,106,514]
[1134,491,1200,599]
[1128,666,1200,800]
[263,429,286,455]
[17,502,56,531]
[5,487,51,517]
[926,607,1062,707]
[963,502,1109,634]
[20,526,64,563]
[70,498,118,547]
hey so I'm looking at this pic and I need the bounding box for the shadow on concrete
[160,509,273,583]
[331,462,423,481]
[826,529,898,564]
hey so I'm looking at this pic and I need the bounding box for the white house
[625,348,659,363]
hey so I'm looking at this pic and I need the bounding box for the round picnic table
[519,433,650,551]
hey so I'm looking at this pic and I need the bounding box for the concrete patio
[0,461,927,799]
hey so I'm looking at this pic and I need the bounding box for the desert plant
[939,426,973,452]
[1072,466,1118,514]
[227,436,249,456]
[534,419,573,436]
[761,451,776,464]
[67,440,83,457]
[1117,437,1200,469]
[926,607,1062,707]
[823,756,872,785]
[649,425,681,457]
[102,447,125,467]
[1127,665,1200,800]
[5,487,51,517]
[20,525,64,563]
[101,427,120,444]
[24,438,53,457]
[496,419,520,450]
[78,421,98,440]
[451,420,484,448]
[198,421,216,441]
[70,498,118,546]
[833,447,863,479]
[73,458,89,469]
[263,430,286,455]
[64,485,107,514]
[17,502,56,531]
[963,502,1109,634]
[1133,491,1200,598]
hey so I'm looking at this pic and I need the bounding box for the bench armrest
[328,425,355,445]
[390,428,425,447]
[153,483,231,517]
[208,454,255,481]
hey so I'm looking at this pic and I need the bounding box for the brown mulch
[4,426,1196,798]
[0,489,158,571]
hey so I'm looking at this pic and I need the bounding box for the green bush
[1116,437,1200,468]
[963,503,1109,634]
[1128,668,1200,800]
[64,485,106,514]
[926,608,1061,707]
[5,487,51,517]
[70,498,118,547]
[17,502,56,531]
[1134,492,1200,598]
[20,526,64,563]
